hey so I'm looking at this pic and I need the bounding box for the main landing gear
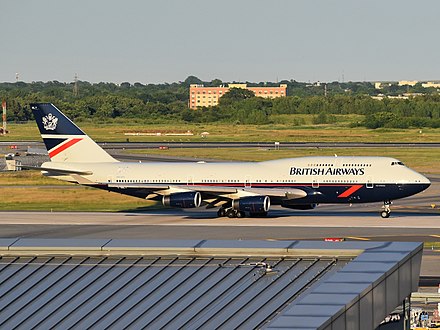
[380,201,391,218]
[217,207,267,218]
[217,207,245,218]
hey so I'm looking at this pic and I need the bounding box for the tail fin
[31,103,117,163]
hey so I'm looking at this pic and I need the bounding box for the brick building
[189,83,287,109]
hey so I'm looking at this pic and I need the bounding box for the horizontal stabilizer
[19,165,93,176]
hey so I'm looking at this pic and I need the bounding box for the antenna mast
[2,100,6,135]
[73,73,79,96]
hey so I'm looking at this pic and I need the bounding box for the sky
[1,0,439,84]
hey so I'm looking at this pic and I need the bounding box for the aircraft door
[245,176,251,188]
[116,166,127,184]
[312,179,319,188]
[366,176,373,188]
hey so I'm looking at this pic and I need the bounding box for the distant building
[376,80,440,90]
[374,82,393,89]
[398,80,418,87]
[189,83,287,109]
[372,95,410,100]
[422,81,440,88]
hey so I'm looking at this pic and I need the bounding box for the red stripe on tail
[49,138,82,158]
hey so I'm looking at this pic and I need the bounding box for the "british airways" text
[290,167,365,176]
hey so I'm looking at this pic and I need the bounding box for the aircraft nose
[418,174,431,191]
[420,174,431,186]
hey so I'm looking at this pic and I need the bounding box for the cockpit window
[391,161,405,166]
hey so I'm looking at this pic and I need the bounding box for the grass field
[0,171,157,211]
[0,171,70,185]
[0,185,156,211]
[3,114,440,143]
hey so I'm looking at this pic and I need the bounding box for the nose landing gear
[380,201,391,218]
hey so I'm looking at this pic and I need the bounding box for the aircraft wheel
[380,210,390,218]
[226,209,236,218]
[217,208,226,217]
[236,211,246,218]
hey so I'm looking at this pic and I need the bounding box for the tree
[219,88,255,106]
[363,112,398,129]
[183,76,203,86]
[209,79,223,87]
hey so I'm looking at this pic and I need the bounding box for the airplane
[29,103,431,218]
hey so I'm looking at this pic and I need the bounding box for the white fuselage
[44,156,429,186]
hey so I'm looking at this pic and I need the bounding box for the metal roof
[0,239,422,330]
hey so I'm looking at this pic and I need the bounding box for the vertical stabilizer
[31,103,117,163]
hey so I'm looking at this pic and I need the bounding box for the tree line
[1,77,439,128]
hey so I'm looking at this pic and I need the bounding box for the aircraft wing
[106,183,307,199]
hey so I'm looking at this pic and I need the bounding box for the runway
[1,209,439,276]
[0,206,440,236]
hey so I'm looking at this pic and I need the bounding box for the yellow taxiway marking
[346,236,370,241]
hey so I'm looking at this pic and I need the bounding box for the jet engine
[162,191,202,208]
[232,196,270,213]
[281,202,317,210]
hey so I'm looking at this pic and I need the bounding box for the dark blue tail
[31,103,84,136]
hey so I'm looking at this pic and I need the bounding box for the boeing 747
[30,103,431,218]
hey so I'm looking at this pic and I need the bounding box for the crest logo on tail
[42,113,58,130]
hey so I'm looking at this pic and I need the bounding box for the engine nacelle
[281,202,317,210]
[232,196,270,213]
[162,191,202,208]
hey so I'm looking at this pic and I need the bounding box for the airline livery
[30,103,430,218]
